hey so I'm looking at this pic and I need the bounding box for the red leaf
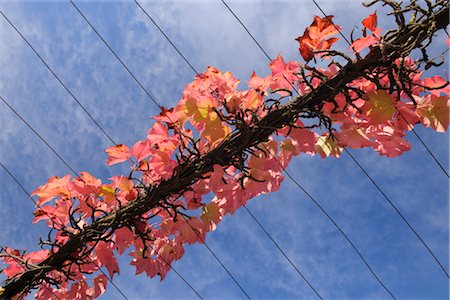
[362,12,377,32]
[96,242,119,278]
[296,15,340,61]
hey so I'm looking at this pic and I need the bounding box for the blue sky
[0,1,448,299]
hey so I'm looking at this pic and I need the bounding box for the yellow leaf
[184,96,198,117]
[417,96,449,133]
[315,135,343,158]
[202,117,231,147]
[201,202,221,231]
[364,90,396,124]
[197,102,210,119]
[100,185,115,196]
[185,95,213,122]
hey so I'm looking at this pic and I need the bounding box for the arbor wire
[131,1,328,298]
[310,0,450,179]
[1,5,204,298]
[310,0,449,277]
[222,0,398,297]
[1,92,201,299]
[0,95,130,300]
[68,1,248,298]
[223,0,449,280]
[1,93,198,299]
[0,163,62,300]
[133,0,394,299]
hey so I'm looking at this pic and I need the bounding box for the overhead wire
[223,0,449,280]
[131,1,369,299]
[221,0,398,298]
[133,0,198,75]
[0,163,62,300]
[68,1,245,298]
[0,95,130,300]
[182,218,251,300]
[0,9,118,147]
[131,1,329,298]
[68,0,163,112]
[309,0,449,277]
[242,205,323,299]
[1,6,201,298]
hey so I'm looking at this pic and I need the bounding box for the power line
[148,244,204,300]
[277,156,396,298]
[221,1,396,297]
[69,0,195,161]
[0,162,63,300]
[68,0,164,112]
[0,95,130,300]
[1,91,204,298]
[310,0,353,46]
[0,96,83,178]
[133,0,200,75]
[223,0,448,280]
[242,205,323,299]
[344,149,449,277]
[69,1,251,297]
[399,113,449,178]
[0,8,117,146]
[312,0,449,180]
[221,1,272,62]
[310,0,449,276]
[131,1,327,298]
[183,217,251,300]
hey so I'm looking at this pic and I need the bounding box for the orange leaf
[296,15,340,62]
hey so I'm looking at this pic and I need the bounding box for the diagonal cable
[132,1,340,299]
[344,148,449,277]
[0,8,117,146]
[223,0,449,279]
[133,0,200,75]
[0,163,63,300]
[0,95,130,299]
[222,0,396,297]
[242,205,323,299]
[1,91,204,298]
[71,1,251,298]
[183,217,251,300]
[398,113,449,178]
[69,0,165,111]
[310,0,449,277]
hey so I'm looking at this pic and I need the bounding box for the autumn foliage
[1,5,449,299]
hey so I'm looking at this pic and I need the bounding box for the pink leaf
[132,140,154,162]
[351,35,379,53]
[105,144,131,166]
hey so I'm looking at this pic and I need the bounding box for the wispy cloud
[0,1,448,299]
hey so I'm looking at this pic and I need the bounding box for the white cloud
[0,1,448,299]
